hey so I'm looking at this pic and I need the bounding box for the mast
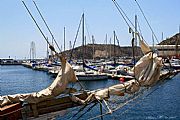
[92,35,95,60]
[178,25,180,58]
[64,27,66,51]
[82,13,85,62]
[69,40,72,50]
[161,32,165,58]
[113,31,116,66]
[85,36,86,58]
[134,15,137,57]
[109,37,112,59]
[176,25,180,58]
[29,45,31,61]
[47,37,49,60]
[105,34,108,58]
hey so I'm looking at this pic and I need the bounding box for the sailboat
[1,31,175,119]
[69,13,108,81]
[0,1,178,119]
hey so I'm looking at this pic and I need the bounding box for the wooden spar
[0,103,22,119]
[22,92,88,118]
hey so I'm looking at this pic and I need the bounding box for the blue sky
[0,0,180,59]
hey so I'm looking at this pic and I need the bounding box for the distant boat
[69,13,108,81]
[164,58,180,70]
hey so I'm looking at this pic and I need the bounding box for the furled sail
[136,32,151,54]
[132,52,162,86]
[71,39,162,104]
[0,55,77,107]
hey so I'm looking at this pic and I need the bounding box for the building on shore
[150,45,180,58]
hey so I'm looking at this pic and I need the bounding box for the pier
[0,59,22,65]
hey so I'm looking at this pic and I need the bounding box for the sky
[0,0,180,59]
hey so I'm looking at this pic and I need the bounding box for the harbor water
[0,65,180,119]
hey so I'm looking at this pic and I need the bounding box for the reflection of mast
[30,41,36,61]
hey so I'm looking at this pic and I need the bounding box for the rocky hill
[159,33,180,45]
[63,44,143,59]
[62,33,180,59]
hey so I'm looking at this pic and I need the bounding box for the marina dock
[0,59,22,65]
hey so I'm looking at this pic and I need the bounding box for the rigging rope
[113,0,135,29]
[135,0,159,44]
[75,102,98,120]
[112,0,132,30]
[69,14,83,60]
[22,1,52,48]
[88,72,175,120]
[33,1,61,52]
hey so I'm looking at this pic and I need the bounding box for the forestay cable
[33,1,61,52]
[22,1,51,47]
[135,0,159,44]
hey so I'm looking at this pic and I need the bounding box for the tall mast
[85,36,86,58]
[179,25,180,58]
[162,32,165,58]
[109,38,111,59]
[92,35,95,60]
[64,26,66,51]
[113,31,116,66]
[135,15,137,47]
[105,34,108,58]
[82,13,85,61]
[69,40,72,50]
[176,25,180,58]
[47,37,49,60]
[134,15,137,57]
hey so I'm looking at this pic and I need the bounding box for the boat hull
[77,74,108,81]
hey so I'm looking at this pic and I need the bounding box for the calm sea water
[0,65,180,120]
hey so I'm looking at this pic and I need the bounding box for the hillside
[159,33,180,45]
[61,33,180,59]
[63,44,143,59]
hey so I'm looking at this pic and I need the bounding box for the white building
[150,45,180,58]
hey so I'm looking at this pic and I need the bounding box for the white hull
[77,74,108,81]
